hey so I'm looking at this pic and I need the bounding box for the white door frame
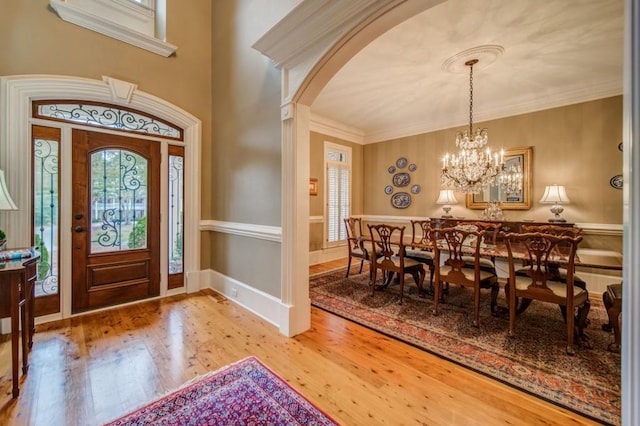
[0,75,202,321]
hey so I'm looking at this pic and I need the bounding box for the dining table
[374,234,623,295]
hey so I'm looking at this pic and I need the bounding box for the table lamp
[0,169,18,249]
[539,184,570,222]
[436,189,458,218]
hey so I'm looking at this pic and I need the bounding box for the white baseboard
[0,317,9,334]
[574,270,622,296]
[309,246,347,265]
[201,269,284,329]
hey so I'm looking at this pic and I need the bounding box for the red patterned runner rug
[105,356,338,425]
[310,268,620,426]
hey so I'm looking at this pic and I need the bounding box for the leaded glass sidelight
[168,154,183,274]
[34,137,60,297]
[90,149,148,253]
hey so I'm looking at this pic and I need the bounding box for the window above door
[49,0,176,57]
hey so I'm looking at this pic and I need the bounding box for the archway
[254,1,638,424]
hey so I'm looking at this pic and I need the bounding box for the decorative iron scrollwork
[35,101,182,140]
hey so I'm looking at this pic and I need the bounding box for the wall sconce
[436,189,458,218]
[539,184,570,222]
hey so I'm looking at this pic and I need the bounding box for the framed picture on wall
[309,178,318,196]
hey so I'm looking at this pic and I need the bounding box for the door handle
[74,226,85,233]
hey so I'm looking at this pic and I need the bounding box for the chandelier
[499,164,523,195]
[441,59,504,194]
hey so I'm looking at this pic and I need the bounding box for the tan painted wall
[310,96,623,253]
[208,0,302,296]
[309,131,364,251]
[1,1,302,297]
[364,96,623,226]
[1,0,213,266]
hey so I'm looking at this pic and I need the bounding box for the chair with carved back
[520,224,584,282]
[405,220,435,292]
[459,221,502,273]
[367,224,425,305]
[503,231,588,355]
[430,226,499,327]
[520,224,588,317]
[344,217,371,278]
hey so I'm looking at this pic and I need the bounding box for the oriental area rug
[310,268,621,426]
[104,356,338,426]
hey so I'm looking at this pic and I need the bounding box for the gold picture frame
[466,146,533,210]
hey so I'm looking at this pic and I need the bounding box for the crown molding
[310,113,365,144]
[363,82,623,144]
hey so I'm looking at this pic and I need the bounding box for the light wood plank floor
[0,259,600,425]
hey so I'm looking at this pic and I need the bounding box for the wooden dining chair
[431,226,499,327]
[459,221,502,273]
[503,231,588,355]
[367,223,425,305]
[520,224,584,280]
[344,217,371,278]
[520,224,588,315]
[405,220,435,292]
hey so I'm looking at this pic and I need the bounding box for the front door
[71,129,160,313]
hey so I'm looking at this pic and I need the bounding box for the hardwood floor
[0,259,600,425]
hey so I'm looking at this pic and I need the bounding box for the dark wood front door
[71,129,160,313]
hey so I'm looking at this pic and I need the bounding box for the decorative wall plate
[391,192,411,209]
[408,163,417,172]
[396,157,408,168]
[392,172,410,187]
[411,184,421,194]
[388,165,396,174]
[610,174,623,189]
[384,185,393,194]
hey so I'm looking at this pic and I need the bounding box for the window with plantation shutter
[325,142,351,247]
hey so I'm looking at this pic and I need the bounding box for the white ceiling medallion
[442,45,505,74]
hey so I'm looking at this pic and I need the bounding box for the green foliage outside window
[35,234,51,279]
[173,231,183,259]
[128,216,147,249]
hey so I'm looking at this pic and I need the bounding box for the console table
[0,250,39,398]
[429,218,575,236]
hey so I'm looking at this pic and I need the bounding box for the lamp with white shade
[0,169,18,249]
[436,189,458,218]
[539,184,570,222]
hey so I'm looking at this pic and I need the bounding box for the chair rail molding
[309,215,324,224]
[575,222,623,236]
[361,214,432,225]
[200,220,281,243]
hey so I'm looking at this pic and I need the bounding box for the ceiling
[310,0,624,144]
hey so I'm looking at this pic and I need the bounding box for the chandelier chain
[468,61,474,135]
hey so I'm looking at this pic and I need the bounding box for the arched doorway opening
[254,1,638,423]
